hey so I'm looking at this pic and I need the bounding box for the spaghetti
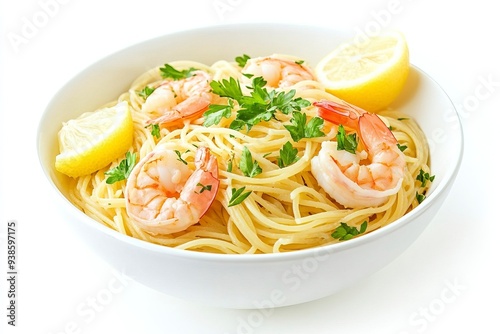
[65,57,431,254]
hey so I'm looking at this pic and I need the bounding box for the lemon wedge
[55,101,134,178]
[316,31,410,112]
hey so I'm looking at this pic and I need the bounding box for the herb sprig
[332,221,368,241]
[203,76,315,135]
[235,54,251,67]
[415,169,435,203]
[138,86,155,100]
[284,111,325,142]
[228,187,252,207]
[159,64,198,80]
[336,125,358,154]
[239,146,262,178]
[146,123,161,138]
[278,141,299,168]
[105,152,137,184]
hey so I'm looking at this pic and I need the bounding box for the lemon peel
[55,101,134,178]
[316,31,410,112]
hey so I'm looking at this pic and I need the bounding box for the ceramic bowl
[37,24,463,309]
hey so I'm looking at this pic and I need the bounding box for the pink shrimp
[311,100,406,208]
[125,146,219,234]
[142,70,214,126]
[241,55,316,89]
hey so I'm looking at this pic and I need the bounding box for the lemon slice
[316,31,410,112]
[55,101,134,178]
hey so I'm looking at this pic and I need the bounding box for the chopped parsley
[415,169,435,203]
[105,152,136,184]
[228,186,252,207]
[174,150,188,165]
[196,183,212,194]
[416,192,426,204]
[416,169,435,187]
[146,123,161,139]
[239,146,262,178]
[203,100,235,127]
[159,64,198,80]
[138,86,155,100]
[278,141,299,168]
[203,76,312,133]
[336,125,358,154]
[332,221,368,241]
[284,111,325,142]
[235,54,251,67]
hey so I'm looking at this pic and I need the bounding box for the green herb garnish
[278,141,299,168]
[235,54,251,67]
[138,86,155,100]
[284,111,325,142]
[203,76,311,131]
[159,64,197,80]
[146,123,161,139]
[196,183,212,194]
[105,152,136,184]
[416,169,435,187]
[336,125,358,154]
[332,221,368,241]
[228,186,252,207]
[239,146,262,178]
[174,150,188,165]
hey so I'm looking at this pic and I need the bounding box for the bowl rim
[37,23,464,262]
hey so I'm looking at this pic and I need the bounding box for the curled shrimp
[125,146,219,234]
[311,100,406,208]
[142,70,214,126]
[241,54,316,89]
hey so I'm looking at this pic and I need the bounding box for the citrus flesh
[55,101,134,178]
[316,31,410,112]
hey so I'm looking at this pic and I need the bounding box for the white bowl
[37,24,463,309]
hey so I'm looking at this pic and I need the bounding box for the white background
[1,0,499,333]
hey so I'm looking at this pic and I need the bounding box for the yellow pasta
[65,57,431,254]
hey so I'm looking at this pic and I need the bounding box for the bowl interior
[37,23,463,257]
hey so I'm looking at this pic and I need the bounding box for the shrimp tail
[314,99,397,151]
[314,99,365,130]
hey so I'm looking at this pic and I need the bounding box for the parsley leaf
[146,123,161,139]
[203,102,234,127]
[278,141,299,168]
[416,169,435,187]
[196,183,212,194]
[239,146,262,178]
[284,111,325,142]
[336,125,358,154]
[105,152,136,184]
[138,86,155,100]
[332,221,368,241]
[159,64,197,80]
[210,77,244,101]
[416,192,426,204]
[235,54,251,67]
[174,150,188,165]
[397,143,407,152]
[204,76,311,131]
[228,186,252,207]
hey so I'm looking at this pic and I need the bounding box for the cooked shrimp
[311,100,406,208]
[242,54,316,89]
[142,70,214,126]
[125,146,219,234]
